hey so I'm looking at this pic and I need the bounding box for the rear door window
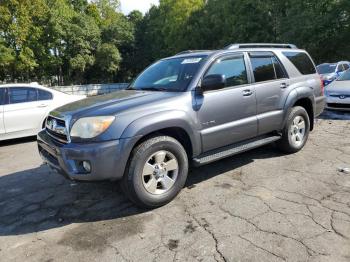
[8,87,38,104]
[250,55,287,83]
[344,64,349,70]
[283,52,316,75]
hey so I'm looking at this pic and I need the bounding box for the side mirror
[200,74,226,92]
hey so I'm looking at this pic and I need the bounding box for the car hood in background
[326,80,350,95]
[52,89,181,118]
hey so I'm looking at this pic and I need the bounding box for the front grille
[329,94,350,98]
[327,103,350,109]
[46,116,69,143]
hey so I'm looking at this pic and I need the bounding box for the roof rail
[175,50,211,55]
[225,43,298,50]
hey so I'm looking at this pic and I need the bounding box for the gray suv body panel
[37,46,325,181]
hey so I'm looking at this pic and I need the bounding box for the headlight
[70,116,115,139]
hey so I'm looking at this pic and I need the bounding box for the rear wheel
[121,136,188,208]
[277,106,310,153]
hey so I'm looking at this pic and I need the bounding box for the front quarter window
[129,56,206,92]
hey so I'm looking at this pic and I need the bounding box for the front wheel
[121,136,188,208]
[277,106,310,153]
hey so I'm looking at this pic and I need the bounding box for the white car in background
[325,69,350,111]
[0,83,85,141]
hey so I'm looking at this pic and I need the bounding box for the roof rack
[175,50,212,55]
[225,43,298,50]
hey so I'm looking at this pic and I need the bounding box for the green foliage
[0,0,349,84]
[96,43,121,74]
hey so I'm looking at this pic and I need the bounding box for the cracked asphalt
[0,110,350,262]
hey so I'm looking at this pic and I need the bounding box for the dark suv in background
[38,43,325,208]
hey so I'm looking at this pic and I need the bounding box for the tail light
[318,74,324,95]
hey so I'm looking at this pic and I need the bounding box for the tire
[277,106,310,153]
[121,136,189,208]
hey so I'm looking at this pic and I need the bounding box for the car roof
[0,83,43,88]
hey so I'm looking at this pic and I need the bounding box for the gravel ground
[0,110,349,262]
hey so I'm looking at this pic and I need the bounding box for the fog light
[82,161,91,173]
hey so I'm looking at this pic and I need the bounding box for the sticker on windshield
[182,58,202,64]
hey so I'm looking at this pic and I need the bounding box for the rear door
[4,87,45,135]
[248,52,290,135]
[0,88,5,134]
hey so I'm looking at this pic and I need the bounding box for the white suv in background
[0,83,85,141]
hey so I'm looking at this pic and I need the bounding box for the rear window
[283,52,316,75]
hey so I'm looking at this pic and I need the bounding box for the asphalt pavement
[0,110,349,262]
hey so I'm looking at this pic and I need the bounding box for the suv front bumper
[37,130,137,181]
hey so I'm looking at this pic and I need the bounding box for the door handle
[242,89,253,96]
[37,104,48,108]
[280,83,289,89]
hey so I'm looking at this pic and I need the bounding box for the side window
[272,56,287,79]
[0,89,5,105]
[344,64,349,70]
[38,89,53,100]
[282,52,316,75]
[205,56,248,88]
[250,57,276,82]
[9,87,38,104]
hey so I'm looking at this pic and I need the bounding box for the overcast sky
[120,0,159,15]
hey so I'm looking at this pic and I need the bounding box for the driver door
[196,54,258,152]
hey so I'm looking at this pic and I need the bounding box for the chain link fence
[51,83,129,96]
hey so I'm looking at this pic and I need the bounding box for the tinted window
[283,52,316,75]
[344,64,349,70]
[0,89,5,105]
[9,87,38,104]
[251,57,276,82]
[272,56,287,79]
[206,56,248,87]
[38,89,53,100]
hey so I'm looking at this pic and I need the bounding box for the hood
[326,80,350,95]
[51,89,180,118]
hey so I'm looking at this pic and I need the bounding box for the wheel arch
[121,111,201,158]
[283,88,315,131]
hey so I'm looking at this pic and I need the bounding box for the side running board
[193,135,281,166]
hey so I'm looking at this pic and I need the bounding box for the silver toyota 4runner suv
[38,43,326,208]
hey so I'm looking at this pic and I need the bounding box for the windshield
[337,69,350,81]
[129,56,206,92]
[317,64,336,74]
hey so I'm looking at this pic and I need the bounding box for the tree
[95,43,122,81]
[0,0,48,81]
